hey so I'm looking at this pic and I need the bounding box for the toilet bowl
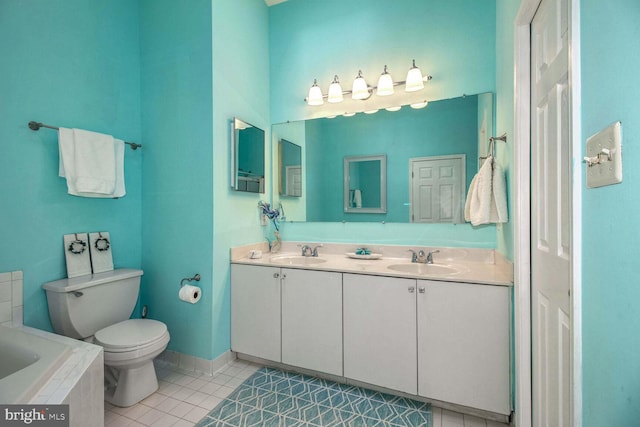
[43,269,170,407]
[95,319,170,407]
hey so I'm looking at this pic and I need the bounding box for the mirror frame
[230,117,265,193]
[343,154,387,214]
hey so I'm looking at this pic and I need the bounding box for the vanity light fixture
[376,65,394,96]
[405,59,425,92]
[327,75,344,103]
[343,112,356,117]
[307,79,324,106]
[364,109,379,114]
[385,106,402,112]
[305,60,432,106]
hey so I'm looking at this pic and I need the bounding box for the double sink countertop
[231,242,513,287]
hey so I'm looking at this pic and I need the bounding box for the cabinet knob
[282,273,287,279]
[273,273,279,278]
[408,287,415,293]
[419,287,425,293]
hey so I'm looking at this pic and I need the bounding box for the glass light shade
[307,79,324,106]
[327,75,344,103]
[376,65,394,96]
[405,59,424,92]
[352,70,370,100]
[410,100,429,109]
[385,106,401,112]
[364,109,379,114]
[343,112,356,117]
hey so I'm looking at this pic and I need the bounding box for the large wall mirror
[231,117,265,193]
[271,92,493,223]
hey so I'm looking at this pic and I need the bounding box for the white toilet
[43,269,170,407]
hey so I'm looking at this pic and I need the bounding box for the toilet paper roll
[178,284,202,304]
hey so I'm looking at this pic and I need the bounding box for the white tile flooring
[104,359,509,427]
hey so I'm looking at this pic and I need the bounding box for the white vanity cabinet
[231,264,281,362]
[343,273,418,395]
[417,280,510,415]
[281,268,343,376]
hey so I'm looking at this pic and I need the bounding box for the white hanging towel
[59,129,125,198]
[353,189,362,208]
[464,156,508,225]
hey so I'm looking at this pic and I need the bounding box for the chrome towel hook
[180,274,201,288]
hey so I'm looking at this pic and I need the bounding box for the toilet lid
[95,319,167,350]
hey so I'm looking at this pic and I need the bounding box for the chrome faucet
[300,244,323,257]
[426,250,440,264]
[409,248,440,264]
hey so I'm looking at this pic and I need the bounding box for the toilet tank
[43,269,143,339]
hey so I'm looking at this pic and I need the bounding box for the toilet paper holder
[180,274,201,288]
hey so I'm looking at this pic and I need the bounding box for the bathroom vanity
[230,242,513,420]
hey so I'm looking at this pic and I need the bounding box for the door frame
[513,0,582,426]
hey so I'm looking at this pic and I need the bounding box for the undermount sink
[387,263,460,276]
[270,255,327,266]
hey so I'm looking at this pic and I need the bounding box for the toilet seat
[95,319,168,353]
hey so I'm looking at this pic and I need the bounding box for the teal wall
[0,0,142,331]
[211,0,271,359]
[581,1,640,425]
[494,0,519,261]
[305,96,478,223]
[270,0,497,249]
[139,0,214,359]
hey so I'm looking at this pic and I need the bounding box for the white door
[531,0,572,425]
[410,155,465,223]
[281,269,343,376]
[343,274,417,394]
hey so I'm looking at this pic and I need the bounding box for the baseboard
[156,349,235,376]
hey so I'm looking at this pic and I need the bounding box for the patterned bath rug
[196,367,432,426]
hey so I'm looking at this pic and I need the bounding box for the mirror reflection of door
[410,155,465,223]
[279,139,302,197]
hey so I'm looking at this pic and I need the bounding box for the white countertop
[231,242,513,287]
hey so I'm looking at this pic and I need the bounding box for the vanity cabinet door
[343,273,417,395]
[231,264,281,362]
[281,268,343,376]
[417,280,510,415]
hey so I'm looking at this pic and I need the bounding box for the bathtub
[0,325,71,403]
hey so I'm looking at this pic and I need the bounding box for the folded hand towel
[58,129,125,198]
[72,129,115,194]
[465,157,509,225]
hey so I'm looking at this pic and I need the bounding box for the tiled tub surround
[2,269,103,426]
[0,270,24,326]
[231,242,513,286]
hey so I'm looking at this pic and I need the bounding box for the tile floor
[104,359,508,427]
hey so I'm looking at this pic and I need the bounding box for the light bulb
[376,65,394,96]
[351,70,370,100]
[307,79,324,106]
[405,59,425,92]
[410,100,429,109]
[327,75,344,103]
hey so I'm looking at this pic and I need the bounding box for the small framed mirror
[344,154,387,213]
[278,139,302,197]
[231,118,265,193]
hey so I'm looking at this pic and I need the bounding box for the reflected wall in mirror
[231,117,265,193]
[271,92,493,223]
[278,139,302,197]
[344,155,386,214]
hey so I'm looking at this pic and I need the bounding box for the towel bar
[28,121,142,150]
